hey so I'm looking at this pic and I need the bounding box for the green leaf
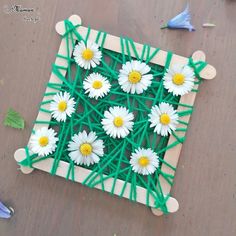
[3,108,25,129]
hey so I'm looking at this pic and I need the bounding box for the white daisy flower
[101,106,134,138]
[130,148,159,175]
[118,60,153,94]
[73,40,102,69]
[148,102,179,136]
[163,64,195,96]
[83,72,111,99]
[30,127,58,157]
[68,130,104,166]
[50,92,76,122]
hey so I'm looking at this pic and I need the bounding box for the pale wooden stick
[152,50,211,216]
[14,148,179,212]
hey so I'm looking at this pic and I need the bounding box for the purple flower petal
[165,4,195,31]
[0,201,12,219]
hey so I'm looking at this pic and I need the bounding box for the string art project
[14,15,216,215]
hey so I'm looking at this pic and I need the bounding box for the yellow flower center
[138,156,150,167]
[128,70,142,84]
[172,73,185,85]
[92,80,103,89]
[160,113,171,125]
[82,48,94,61]
[80,143,93,156]
[113,116,124,127]
[38,136,49,147]
[58,101,67,112]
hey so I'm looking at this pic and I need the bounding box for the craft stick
[152,50,209,216]
[56,15,216,80]
[14,148,178,212]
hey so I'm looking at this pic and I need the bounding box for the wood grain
[0,0,236,235]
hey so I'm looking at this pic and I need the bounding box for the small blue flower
[0,201,13,219]
[161,4,195,31]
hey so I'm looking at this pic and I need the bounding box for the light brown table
[0,0,236,235]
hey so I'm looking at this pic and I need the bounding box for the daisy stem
[160,24,168,29]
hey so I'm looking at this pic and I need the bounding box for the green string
[19,17,208,213]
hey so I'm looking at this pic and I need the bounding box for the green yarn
[18,18,207,213]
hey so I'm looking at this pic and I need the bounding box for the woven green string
[19,18,207,213]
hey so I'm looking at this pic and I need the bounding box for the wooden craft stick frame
[14,15,216,216]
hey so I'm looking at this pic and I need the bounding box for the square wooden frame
[14,15,216,216]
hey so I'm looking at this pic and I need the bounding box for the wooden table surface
[0,0,236,235]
